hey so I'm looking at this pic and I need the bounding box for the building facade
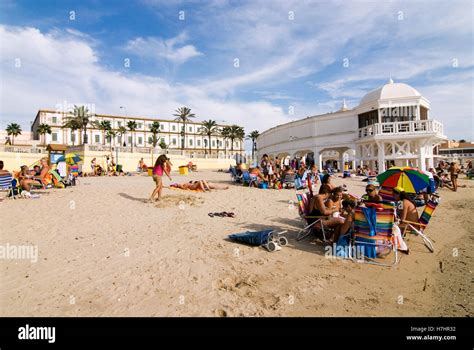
[437,141,474,165]
[257,79,447,172]
[30,110,244,158]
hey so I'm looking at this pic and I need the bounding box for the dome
[359,79,421,106]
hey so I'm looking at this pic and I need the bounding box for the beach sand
[0,170,472,316]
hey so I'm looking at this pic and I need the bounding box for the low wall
[0,149,236,173]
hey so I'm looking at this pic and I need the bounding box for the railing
[0,145,47,154]
[358,119,444,139]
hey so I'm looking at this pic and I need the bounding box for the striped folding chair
[352,204,399,266]
[379,187,395,202]
[0,174,15,199]
[401,199,438,252]
[295,192,331,242]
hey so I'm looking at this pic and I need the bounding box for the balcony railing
[358,119,444,139]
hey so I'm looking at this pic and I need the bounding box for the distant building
[29,109,243,157]
[257,79,447,172]
[437,141,474,165]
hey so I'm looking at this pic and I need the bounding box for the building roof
[359,79,422,105]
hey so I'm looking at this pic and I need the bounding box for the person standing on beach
[448,162,460,192]
[150,155,171,202]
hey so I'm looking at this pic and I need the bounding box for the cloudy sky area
[0,0,472,146]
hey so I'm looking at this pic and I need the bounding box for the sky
[0,0,473,149]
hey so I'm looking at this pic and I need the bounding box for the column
[313,148,323,170]
[418,140,427,171]
[377,141,386,173]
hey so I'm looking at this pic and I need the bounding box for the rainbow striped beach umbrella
[377,166,430,193]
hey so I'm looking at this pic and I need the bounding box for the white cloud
[125,31,203,64]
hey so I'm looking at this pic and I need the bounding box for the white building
[29,110,244,158]
[257,79,447,172]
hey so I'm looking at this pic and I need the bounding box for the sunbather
[393,186,418,231]
[171,181,207,191]
[325,186,343,212]
[364,184,383,202]
[321,173,335,190]
[18,165,42,192]
[0,161,11,176]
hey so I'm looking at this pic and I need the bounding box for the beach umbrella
[56,153,82,165]
[377,166,430,193]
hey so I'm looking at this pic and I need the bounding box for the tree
[200,120,218,156]
[159,139,168,150]
[70,105,91,144]
[173,107,195,152]
[228,125,245,153]
[93,120,112,145]
[6,123,22,145]
[62,118,81,146]
[247,130,260,159]
[127,120,138,152]
[117,126,127,146]
[106,130,117,151]
[148,121,161,163]
[37,123,52,145]
[458,139,467,143]
[221,126,231,157]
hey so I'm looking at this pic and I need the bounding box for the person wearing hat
[392,186,418,231]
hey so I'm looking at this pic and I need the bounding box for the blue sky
[0,0,473,146]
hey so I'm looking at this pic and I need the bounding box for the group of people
[88,155,124,176]
[434,160,464,192]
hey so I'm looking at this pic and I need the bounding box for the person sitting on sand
[18,165,42,192]
[249,167,267,182]
[393,186,418,231]
[365,184,383,202]
[339,199,357,238]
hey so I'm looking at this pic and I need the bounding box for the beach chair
[351,204,399,267]
[378,186,395,201]
[0,174,16,199]
[295,192,331,242]
[49,169,67,188]
[283,173,296,188]
[401,198,439,252]
[242,171,258,187]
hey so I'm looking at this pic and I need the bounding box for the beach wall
[0,150,47,170]
[0,149,236,173]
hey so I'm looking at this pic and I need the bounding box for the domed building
[257,79,447,172]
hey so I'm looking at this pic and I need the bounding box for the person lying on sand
[170,181,207,191]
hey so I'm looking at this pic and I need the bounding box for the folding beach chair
[401,198,439,252]
[351,204,399,267]
[0,174,16,199]
[295,192,331,242]
[242,171,258,187]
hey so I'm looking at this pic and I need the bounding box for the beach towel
[392,224,408,252]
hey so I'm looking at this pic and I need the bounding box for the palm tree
[106,130,117,151]
[70,105,91,144]
[6,123,22,145]
[37,123,52,145]
[62,118,81,146]
[173,107,196,152]
[93,120,112,145]
[200,120,218,156]
[247,130,260,159]
[149,121,161,163]
[221,126,231,157]
[117,126,127,147]
[127,120,138,152]
[228,125,245,154]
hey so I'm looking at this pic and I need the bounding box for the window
[189,139,193,146]
[172,125,176,131]
[226,141,229,148]
[138,137,143,145]
[137,123,143,129]
[189,126,192,132]
[71,134,76,143]
[160,124,164,130]
[95,135,100,143]
[160,138,165,143]
[52,133,58,142]
[148,137,152,144]
[117,121,122,127]
[52,116,57,124]
[204,139,208,147]
[212,140,216,147]
[128,136,132,144]
[197,139,201,146]
[118,136,122,144]
[172,138,177,145]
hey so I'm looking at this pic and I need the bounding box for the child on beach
[150,155,172,202]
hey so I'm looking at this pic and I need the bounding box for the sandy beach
[0,170,472,317]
